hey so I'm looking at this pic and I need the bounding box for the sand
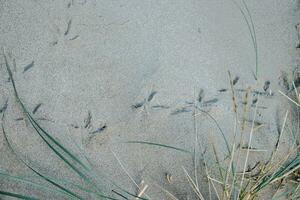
[0,0,300,199]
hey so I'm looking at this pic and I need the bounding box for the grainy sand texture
[0,0,300,199]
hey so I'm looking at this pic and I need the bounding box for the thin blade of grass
[207,176,221,200]
[118,191,148,200]
[269,111,289,165]
[153,183,179,200]
[3,52,120,199]
[111,185,148,200]
[211,143,224,181]
[0,171,92,199]
[0,190,39,200]
[230,0,258,79]
[237,99,259,199]
[182,166,205,200]
[111,150,151,200]
[254,155,300,193]
[6,172,112,200]
[4,52,91,172]
[4,52,91,170]
[204,163,216,200]
[24,109,119,199]
[1,123,83,200]
[195,109,231,156]
[26,116,101,192]
[279,90,300,107]
[242,0,258,78]
[125,141,191,154]
[193,94,199,189]
[111,150,140,188]
[112,190,129,199]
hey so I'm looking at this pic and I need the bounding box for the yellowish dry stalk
[153,183,179,200]
[137,180,149,198]
[182,166,205,200]
[237,100,258,199]
[279,90,300,107]
[229,88,251,198]
[111,150,151,199]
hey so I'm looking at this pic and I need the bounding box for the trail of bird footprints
[132,89,170,112]
[132,75,274,117]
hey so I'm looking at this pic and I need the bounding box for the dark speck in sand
[23,61,34,73]
[185,101,194,105]
[51,41,58,46]
[218,89,227,92]
[252,98,258,105]
[132,101,145,109]
[32,103,42,114]
[90,124,107,134]
[202,98,218,105]
[233,76,239,85]
[197,27,201,34]
[69,35,79,40]
[171,107,192,115]
[263,81,271,91]
[151,105,170,109]
[147,91,157,102]
[15,117,24,121]
[71,124,79,129]
[64,19,72,36]
[198,89,204,103]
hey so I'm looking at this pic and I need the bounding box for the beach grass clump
[127,72,300,199]
[1,50,300,199]
[0,51,150,200]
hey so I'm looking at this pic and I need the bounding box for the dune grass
[2,52,300,199]
[128,113,300,200]
[1,51,152,200]
[0,2,296,198]
[127,76,300,199]
[230,0,258,80]
[1,53,300,199]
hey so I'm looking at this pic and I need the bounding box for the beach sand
[0,0,299,199]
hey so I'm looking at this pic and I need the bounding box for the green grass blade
[230,0,258,79]
[4,53,89,171]
[0,171,84,199]
[211,143,224,181]
[125,141,191,154]
[27,113,90,171]
[111,185,149,200]
[0,190,39,200]
[254,155,300,192]
[3,52,124,200]
[25,110,115,199]
[196,108,231,156]
[1,124,83,200]
[3,53,105,195]
[20,174,118,200]
[112,190,129,199]
[242,0,258,78]
[26,117,89,178]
